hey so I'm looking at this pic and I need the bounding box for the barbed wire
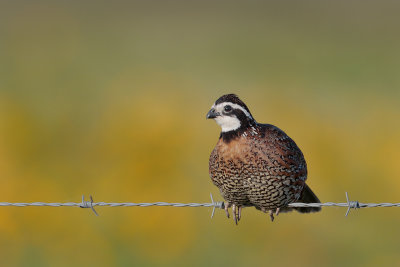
[0,192,399,217]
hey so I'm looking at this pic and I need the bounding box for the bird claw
[232,204,242,225]
[232,205,237,225]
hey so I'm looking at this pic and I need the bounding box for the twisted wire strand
[287,203,400,208]
[0,193,398,217]
[3,202,400,208]
[0,202,222,207]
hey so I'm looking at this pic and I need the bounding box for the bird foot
[224,202,242,225]
[224,202,231,218]
[261,207,280,222]
[268,210,274,222]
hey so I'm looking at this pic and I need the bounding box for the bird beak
[206,108,219,119]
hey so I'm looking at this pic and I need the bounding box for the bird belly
[210,156,304,209]
[244,174,302,210]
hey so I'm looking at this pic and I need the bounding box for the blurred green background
[1,0,400,266]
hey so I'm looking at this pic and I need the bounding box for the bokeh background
[1,1,400,266]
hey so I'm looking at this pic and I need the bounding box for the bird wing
[255,124,307,183]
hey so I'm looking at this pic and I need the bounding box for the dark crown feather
[215,94,252,117]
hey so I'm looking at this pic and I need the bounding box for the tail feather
[294,184,321,213]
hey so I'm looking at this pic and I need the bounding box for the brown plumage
[207,94,320,224]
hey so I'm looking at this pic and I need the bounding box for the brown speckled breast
[209,124,307,210]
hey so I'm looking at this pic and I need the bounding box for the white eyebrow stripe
[214,102,253,119]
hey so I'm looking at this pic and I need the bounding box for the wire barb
[210,193,224,218]
[345,192,360,217]
[80,195,99,216]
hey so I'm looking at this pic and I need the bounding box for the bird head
[207,94,255,133]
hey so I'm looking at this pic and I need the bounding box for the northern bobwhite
[207,94,320,224]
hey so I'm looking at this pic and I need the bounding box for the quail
[207,94,320,224]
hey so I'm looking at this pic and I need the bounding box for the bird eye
[224,105,232,112]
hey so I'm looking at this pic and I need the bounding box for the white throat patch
[215,116,241,132]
